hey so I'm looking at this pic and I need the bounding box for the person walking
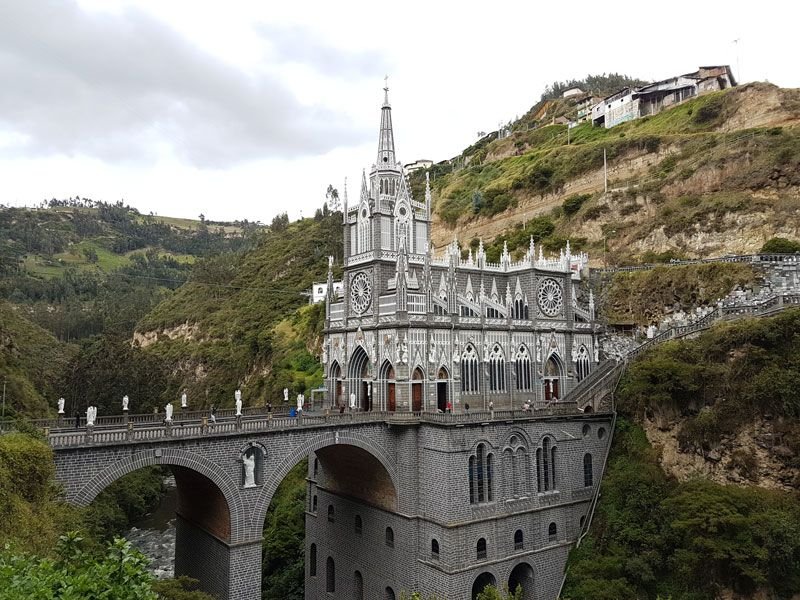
[74,410,81,429]
[210,405,217,425]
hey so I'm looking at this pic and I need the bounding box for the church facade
[322,88,600,414]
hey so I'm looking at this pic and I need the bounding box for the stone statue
[122,395,129,411]
[483,340,489,362]
[235,390,243,416]
[297,394,303,412]
[571,346,578,363]
[349,392,356,410]
[400,338,408,365]
[86,406,96,426]
[165,402,174,422]
[322,344,328,364]
[242,451,256,488]
[57,397,65,414]
[283,388,289,403]
[594,345,600,362]
[428,339,436,364]
[328,255,334,269]
[535,337,542,362]
[181,391,187,409]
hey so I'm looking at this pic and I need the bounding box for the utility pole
[603,148,608,194]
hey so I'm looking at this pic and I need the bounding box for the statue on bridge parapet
[181,391,188,409]
[165,402,174,423]
[122,395,129,411]
[86,406,97,426]
[283,388,289,404]
[57,397,65,415]
[235,389,243,416]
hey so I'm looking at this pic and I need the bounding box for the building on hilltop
[592,65,737,128]
[322,85,601,414]
[404,159,434,174]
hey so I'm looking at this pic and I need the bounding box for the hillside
[419,83,800,264]
[0,302,76,418]
[564,310,800,599]
[133,213,341,408]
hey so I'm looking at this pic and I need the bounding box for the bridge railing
[38,402,607,448]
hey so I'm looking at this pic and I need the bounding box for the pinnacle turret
[377,78,396,168]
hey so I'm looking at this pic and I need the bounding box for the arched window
[470,443,494,504]
[326,556,335,592]
[313,458,318,478]
[515,345,532,391]
[488,344,506,392]
[583,453,593,487]
[576,345,591,381]
[354,571,364,600]
[548,522,557,542]
[486,306,502,319]
[513,297,529,320]
[468,455,476,502]
[385,588,396,600]
[514,529,524,551]
[327,505,335,522]
[461,345,479,394]
[476,538,487,560]
[537,436,557,492]
[312,495,318,512]
[544,354,562,401]
[357,209,371,253]
[431,539,439,560]
[385,527,394,548]
[354,514,363,535]
[309,544,317,576]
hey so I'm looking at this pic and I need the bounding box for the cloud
[0,1,382,167]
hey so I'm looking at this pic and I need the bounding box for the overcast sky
[1,0,798,223]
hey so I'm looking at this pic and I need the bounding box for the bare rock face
[132,322,201,348]
[643,417,800,493]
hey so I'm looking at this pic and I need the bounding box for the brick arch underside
[69,449,244,543]
[252,431,399,531]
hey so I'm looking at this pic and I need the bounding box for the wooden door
[388,383,396,412]
[412,383,422,412]
[437,381,447,412]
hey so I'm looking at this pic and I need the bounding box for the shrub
[562,193,591,216]
[761,237,800,253]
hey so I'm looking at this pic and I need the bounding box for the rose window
[537,278,563,317]
[350,272,372,314]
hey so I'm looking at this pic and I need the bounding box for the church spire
[377,77,396,168]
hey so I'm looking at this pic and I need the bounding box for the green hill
[418,83,800,264]
[134,212,341,408]
[0,302,76,418]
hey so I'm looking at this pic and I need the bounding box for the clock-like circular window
[537,278,563,317]
[350,272,372,315]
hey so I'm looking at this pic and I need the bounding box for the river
[125,476,177,579]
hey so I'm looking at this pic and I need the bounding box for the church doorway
[380,361,396,412]
[411,367,424,412]
[436,367,449,412]
[348,346,370,411]
[543,354,562,401]
[329,362,342,409]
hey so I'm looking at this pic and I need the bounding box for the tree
[761,237,800,253]
[0,534,158,600]
[326,185,341,212]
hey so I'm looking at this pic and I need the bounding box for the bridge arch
[70,448,245,543]
[250,429,399,532]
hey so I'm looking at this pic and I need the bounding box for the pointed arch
[488,343,506,393]
[348,346,371,411]
[461,344,480,394]
[394,199,413,253]
[379,359,396,412]
[411,365,424,412]
[575,345,591,382]
[436,365,450,412]
[515,344,532,391]
[543,352,563,401]
[357,201,371,254]
[329,360,342,408]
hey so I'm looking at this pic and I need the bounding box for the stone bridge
[47,406,614,600]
